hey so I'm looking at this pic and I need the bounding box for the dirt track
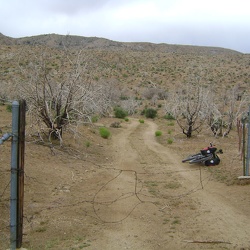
[1,117,250,249]
[88,119,250,249]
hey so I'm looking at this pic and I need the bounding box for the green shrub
[120,95,129,100]
[139,119,144,123]
[167,138,173,144]
[155,130,162,137]
[91,115,99,123]
[85,141,91,148]
[114,107,128,119]
[164,113,175,120]
[145,108,157,119]
[6,104,12,112]
[99,127,111,139]
[124,118,129,122]
[167,121,175,126]
[140,105,148,115]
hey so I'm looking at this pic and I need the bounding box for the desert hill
[0,32,242,55]
[0,32,15,45]
[0,32,249,103]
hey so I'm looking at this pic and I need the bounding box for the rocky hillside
[0,32,242,55]
[0,32,15,45]
[0,32,249,103]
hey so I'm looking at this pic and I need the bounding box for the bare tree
[207,86,249,137]
[0,79,19,104]
[120,97,141,115]
[17,46,107,143]
[96,79,120,116]
[165,82,210,137]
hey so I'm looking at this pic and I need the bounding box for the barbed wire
[92,166,213,223]
[0,138,221,249]
[17,156,213,225]
[0,166,205,221]
[0,161,218,249]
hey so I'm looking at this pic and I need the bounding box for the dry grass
[0,39,249,102]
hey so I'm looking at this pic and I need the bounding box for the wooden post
[242,120,246,176]
[17,99,26,248]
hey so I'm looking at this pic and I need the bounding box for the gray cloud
[42,0,111,15]
[0,0,249,53]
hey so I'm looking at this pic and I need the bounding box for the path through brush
[89,118,250,250]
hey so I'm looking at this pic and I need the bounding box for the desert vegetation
[0,33,249,142]
[0,33,250,250]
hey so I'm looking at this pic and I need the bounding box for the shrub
[167,138,173,144]
[139,119,144,123]
[140,105,148,115]
[141,109,146,115]
[124,118,129,122]
[91,115,99,123]
[6,104,12,112]
[167,121,175,126]
[99,127,111,139]
[114,107,128,119]
[164,113,175,120]
[120,95,129,100]
[145,108,157,119]
[155,130,162,136]
[110,122,121,128]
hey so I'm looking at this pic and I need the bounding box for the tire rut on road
[90,118,250,250]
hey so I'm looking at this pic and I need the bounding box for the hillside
[0,32,242,55]
[0,33,249,93]
[0,32,249,116]
[0,32,15,45]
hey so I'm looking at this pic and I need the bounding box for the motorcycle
[182,143,223,166]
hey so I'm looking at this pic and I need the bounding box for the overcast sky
[0,0,250,53]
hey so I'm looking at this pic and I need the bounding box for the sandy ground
[1,113,250,250]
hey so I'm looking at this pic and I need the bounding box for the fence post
[242,120,246,175]
[17,99,26,248]
[10,101,19,250]
[246,105,250,176]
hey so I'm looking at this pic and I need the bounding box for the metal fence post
[10,100,19,250]
[246,105,250,176]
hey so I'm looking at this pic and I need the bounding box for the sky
[0,0,250,53]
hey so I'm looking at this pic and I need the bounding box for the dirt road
[89,118,250,250]
[1,116,250,249]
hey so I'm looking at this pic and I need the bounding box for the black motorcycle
[182,143,223,166]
